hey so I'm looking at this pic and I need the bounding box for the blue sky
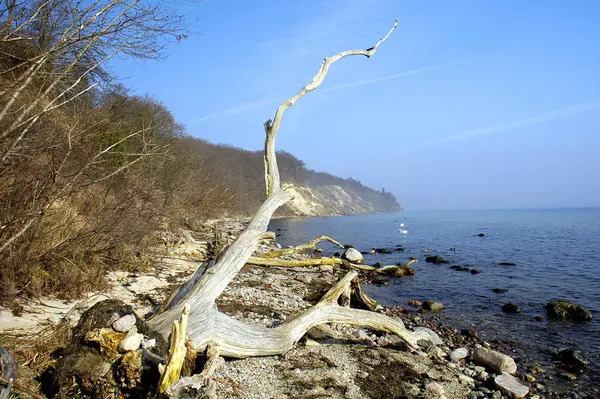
[111,0,600,210]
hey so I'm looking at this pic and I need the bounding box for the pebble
[142,338,156,349]
[425,382,446,398]
[449,347,468,362]
[414,327,443,346]
[118,326,143,352]
[319,265,334,272]
[112,314,136,332]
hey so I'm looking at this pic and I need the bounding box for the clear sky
[111,0,600,211]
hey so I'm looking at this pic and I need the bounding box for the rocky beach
[1,218,597,398]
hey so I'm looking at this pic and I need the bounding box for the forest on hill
[0,1,399,302]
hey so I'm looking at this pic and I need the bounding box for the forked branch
[145,20,432,360]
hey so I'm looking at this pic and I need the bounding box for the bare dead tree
[148,20,433,360]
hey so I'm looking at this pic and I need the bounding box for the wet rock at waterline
[498,261,517,266]
[425,255,449,264]
[552,349,588,368]
[472,348,517,374]
[477,233,486,237]
[546,301,592,322]
[342,247,363,264]
[493,288,508,293]
[502,303,521,314]
[422,300,444,312]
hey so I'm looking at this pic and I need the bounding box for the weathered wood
[166,342,224,399]
[157,304,191,398]
[145,20,433,360]
[259,235,344,258]
[0,345,16,399]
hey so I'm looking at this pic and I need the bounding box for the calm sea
[269,208,600,378]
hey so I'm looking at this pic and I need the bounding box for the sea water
[269,208,600,380]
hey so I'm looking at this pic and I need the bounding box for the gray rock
[495,372,530,398]
[118,326,143,352]
[467,393,478,399]
[319,265,334,272]
[422,300,444,312]
[425,382,446,398]
[107,312,121,326]
[491,391,502,399]
[342,247,363,264]
[112,314,136,332]
[142,338,156,349]
[546,301,592,322]
[449,347,468,362]
[476,370,489,382]
[294,274,312,284]
[472,347,517,374]
[414,327,443,346]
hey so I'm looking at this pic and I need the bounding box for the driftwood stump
[146,20,435,363]
[0,345,17,399]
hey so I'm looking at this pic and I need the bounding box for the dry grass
[0,322,73,396]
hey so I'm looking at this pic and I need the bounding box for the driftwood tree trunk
[148,19,431,358]
[0,345,17,399]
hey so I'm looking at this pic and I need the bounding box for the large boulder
[472,348,517,374]
[342,247,363,264]
[546,301,592,322]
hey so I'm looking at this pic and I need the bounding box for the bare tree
[147,20,432,369]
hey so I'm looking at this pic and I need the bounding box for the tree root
[166,342,224,399]
[160,271,430,358]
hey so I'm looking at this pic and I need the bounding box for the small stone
[524,373,536,382]
[425,382,446,398]
[463,368,476,377]
[319,265,334,272]
[476,371,489,382]
[357,371,369,379]
[459,374,475,387]
[422,300,444,312]
[112,314,136,333]
[495,372,530,398]
[142,338,156,349]
[467,393,478,399]
[449,347,468,362]
[294,274,312,284]
[473,366,485,373]
[491,391,502,399]
[118,327,143,352]
[414,327,443,346]
[472,347,517,374]
[407,299,422,307]
[560,372,577,381]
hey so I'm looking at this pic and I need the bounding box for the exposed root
[166,342,224,399]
